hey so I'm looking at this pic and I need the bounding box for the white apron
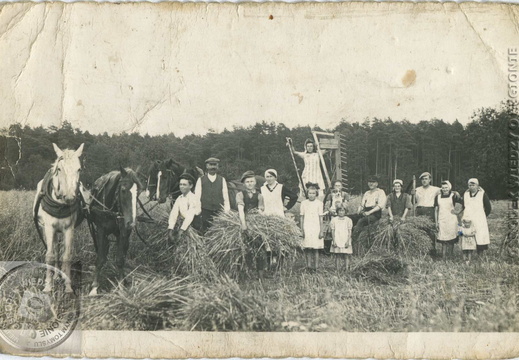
[463,190,490,245]
[437,193,458,241]
[261,183,285,217]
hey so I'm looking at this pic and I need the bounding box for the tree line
[1,100,516,199]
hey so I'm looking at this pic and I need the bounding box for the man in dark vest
[194,157,230,233]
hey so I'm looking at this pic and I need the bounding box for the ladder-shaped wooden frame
[311,131,348,192]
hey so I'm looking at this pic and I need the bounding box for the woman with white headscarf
[462,178,492,255]
[434,180,463,259]
[260,169,298,217]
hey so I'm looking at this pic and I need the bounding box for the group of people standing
[168,138,493,276]
[167,157,298,239]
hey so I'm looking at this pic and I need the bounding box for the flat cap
[240,170,256,183]
[419,172,432,179]
[205,157,220,164]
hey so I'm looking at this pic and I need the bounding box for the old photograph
[0,1,518,358]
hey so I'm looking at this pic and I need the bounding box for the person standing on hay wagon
[329,204,353,271]
[195,157,230,233]
[462,178,492,256]
[386,179,412,223]
[236,170,267,278]
[290,139,328,199]
[168,173,201,243]
[434,180,463,259]
[261,168,298,268]
[351,175,386,243]
[414,172,441,253]
[300,183,325,271]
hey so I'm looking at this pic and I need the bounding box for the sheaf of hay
[205,210,302,277]
[356,216,434,258]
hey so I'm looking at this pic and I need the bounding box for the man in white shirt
[168,173,201,242]
[352,175,386,241]
[414,172,441,220]
[413,172,441,253]
[194,157,230,233]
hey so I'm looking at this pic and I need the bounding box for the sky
[0,2,517,137]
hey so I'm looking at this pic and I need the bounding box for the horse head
[155,159,177,204]
[51,143,84,204]
[117,166,144,233]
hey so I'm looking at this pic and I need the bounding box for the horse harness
[33,169,85,250]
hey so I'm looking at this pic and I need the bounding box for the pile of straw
[80,269,189,330]
[180,275,278,331]
[356,216,434,258]
[350,255,407,285]
[170,228,218,280]
[205,211,302,277]
[133,199,217,279]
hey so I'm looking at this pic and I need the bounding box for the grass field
[1,190,518,332]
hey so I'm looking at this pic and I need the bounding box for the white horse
[33,143,85,293]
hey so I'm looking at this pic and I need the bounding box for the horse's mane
[92,168,143,205]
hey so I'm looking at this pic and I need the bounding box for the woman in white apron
[462,178,492,255]
[260,169,298,268]
[434,180,463,259]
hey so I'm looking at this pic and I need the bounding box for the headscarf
[393,179,403,187]
[441,180,452,191]
[264,169,278,178]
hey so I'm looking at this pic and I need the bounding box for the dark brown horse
[87,166,144,295]
[146,158,265,210]
[145,159,203,204]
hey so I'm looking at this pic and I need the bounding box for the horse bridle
[52,155,81,201]
[159,168,181,200]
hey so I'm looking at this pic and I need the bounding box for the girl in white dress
[300,184,324,271]
[329,205,353,271]
[460,218,476,264]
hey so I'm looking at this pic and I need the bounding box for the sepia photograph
[0,1,518,358]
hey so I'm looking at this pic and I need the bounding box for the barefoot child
[330,205,353,270]
[461,218,476,264]
[300,184,325,271]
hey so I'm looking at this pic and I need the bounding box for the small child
[300,184,324,271]
[461,218,476,264]
[329,205,353,271]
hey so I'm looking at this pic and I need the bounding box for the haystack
[205,210,302,277]
[80,269,189,330]
[179,275,278,331]
[350,255,407,285]
[356,216,434,258]
[133,201,216,280]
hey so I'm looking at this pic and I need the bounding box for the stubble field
[0,190,518,332]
